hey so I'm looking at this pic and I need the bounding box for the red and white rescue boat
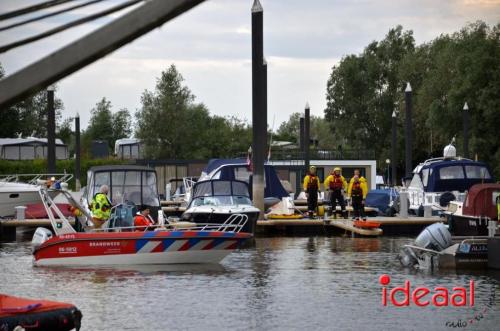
[31,189,252,266]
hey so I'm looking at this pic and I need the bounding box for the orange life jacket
[329,174,343,190]
[134,214,153,231]
[351,182,363,197]
[307,174,319,190]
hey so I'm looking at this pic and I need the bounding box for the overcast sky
[1,0,499,132]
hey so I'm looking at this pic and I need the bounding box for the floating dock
[257,216,444,236]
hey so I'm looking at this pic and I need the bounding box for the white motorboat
[182,179,260,234]
[407,143,494,216]
[0,174,71,217]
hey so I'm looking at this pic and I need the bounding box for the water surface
[1,236,499,330]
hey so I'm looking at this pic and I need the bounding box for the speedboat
[31,188,252,266]
[407,143,494,216]
[0,173,71,217]
[398,222,495,270]
[181,179,260,234]
[444,183,500,236]
[188,158,290,209]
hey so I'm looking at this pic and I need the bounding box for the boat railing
[95,213,249,233]
[0,173,73,185]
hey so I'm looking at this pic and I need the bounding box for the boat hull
[0,187,58,217]
[33,230,251,266]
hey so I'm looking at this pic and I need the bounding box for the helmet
[334,167,341,172]
[309,166,316,171]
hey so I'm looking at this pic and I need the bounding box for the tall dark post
[75,113,81,191]
[391,110,397,186]
[47,86,56,174]
[299,115,305,151]
[304,102,310,172]
[251,0,265,216]
[463,102,469,159]
[404,82,412,179]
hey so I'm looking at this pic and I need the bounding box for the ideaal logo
[379,274,474,307]
[379,274,496,328]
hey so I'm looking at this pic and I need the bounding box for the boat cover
[462,183,500,219]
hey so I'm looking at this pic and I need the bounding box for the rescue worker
[348,175,367,221]
[324,167,347,219]
[89,185,112,228]
[134,205,154,231]
[348,169,368,196]
[497,195,500,221]
[303,166,321,218]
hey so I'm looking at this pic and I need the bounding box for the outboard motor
[31,227,53,248]
[399,223,452,267]
[414,223,452,251]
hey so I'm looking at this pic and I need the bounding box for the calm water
[1,235,500,331]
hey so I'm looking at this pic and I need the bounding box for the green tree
[84,98,131,152]
[325,21,500,177]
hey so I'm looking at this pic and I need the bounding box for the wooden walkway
[257,215,444,236]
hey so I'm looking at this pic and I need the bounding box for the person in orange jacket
[324,167,347,219]
[303,166,321,218]
[134,205,155,231]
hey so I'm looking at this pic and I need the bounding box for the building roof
[0,137,66,146]
[89,164,155,172]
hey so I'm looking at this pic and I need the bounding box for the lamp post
[385,159,391,186]
[46,85,56,174]
[304,102,310,172]
[391,110,397,186]
[463,102,469,159]
[299,114,305,152]
[404,82,412,179]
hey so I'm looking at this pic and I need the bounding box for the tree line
[1,20,498,177]
[324,21,500,177]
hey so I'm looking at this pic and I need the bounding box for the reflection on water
[1,237,500,331]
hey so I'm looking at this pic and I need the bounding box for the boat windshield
[465,165,491,179]
[191,180,252,206]
[439,166,465,179]
[91,170,159,207]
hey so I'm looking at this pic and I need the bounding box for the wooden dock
[0,218,75,241]
[257,215,444,236]
[257,218,382,236]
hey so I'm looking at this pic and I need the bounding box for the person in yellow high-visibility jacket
[90,185,112,228]
[324,167,347,219]
[303,166,321,218]
[347,169,368,221]
[347,169,368,199]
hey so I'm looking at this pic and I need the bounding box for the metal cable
[0,0,108,32]
[0,0,75,21]
[0,0,144,54]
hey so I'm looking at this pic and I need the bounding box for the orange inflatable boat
[353,220,381,229]
[0,294,82,331]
